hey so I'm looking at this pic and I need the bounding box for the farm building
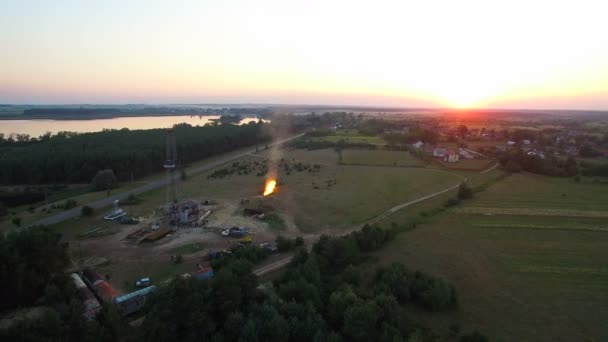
[412,141,424,149]
[433,147,447,158]
[444,150,459,163]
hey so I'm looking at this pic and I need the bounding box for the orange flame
[263,179,277,196]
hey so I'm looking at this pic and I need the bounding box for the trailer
[114,286,156,316]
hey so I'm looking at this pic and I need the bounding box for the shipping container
[114,286,156,316]
[94,281,118,303]
[70,273,101,320]
[82,268,104,287]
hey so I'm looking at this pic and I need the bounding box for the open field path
[254,169,469,277]
[28,133,304,228]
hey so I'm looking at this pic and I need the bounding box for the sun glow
[1,0,607,108]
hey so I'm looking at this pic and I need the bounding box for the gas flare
[263,179,277,196]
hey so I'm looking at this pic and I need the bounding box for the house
[433,147,447,158]
[522,139,531,145]
[445,150,459,163]
[412,141,424,149]
[507,141,516,146]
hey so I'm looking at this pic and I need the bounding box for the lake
[0,115,263,137]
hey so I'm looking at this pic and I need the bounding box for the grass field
[174,148,460,232]
[39,146,465,293]
[53,148,462,235]
[366,172,608,341]
[310,132,386,145]
[341,149,425,167]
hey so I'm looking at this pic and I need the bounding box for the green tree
[91,169,117,191]
[343,301,379,342]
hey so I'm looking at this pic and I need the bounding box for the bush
[505,159,522,173]
[457,183,473,200]
[375,263,457,311]
[11,217,22,227]
[295,236,304,247]
[444,197,460,207]
[276,236,295,252]
[81,205,94,217]
[123,193,143,205]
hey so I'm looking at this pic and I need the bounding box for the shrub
[276,236,295,252]
[81,205,94,217]
[12,217,22,227]
[444,197,460,207]
[457,183,473,200]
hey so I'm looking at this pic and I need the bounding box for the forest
[1,224,487,342]
[0,121,270,185]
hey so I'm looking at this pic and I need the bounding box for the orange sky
[1,0,607,109]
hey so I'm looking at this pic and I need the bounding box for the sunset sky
[1,0,607,109]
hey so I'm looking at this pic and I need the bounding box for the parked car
[207,249,232,260]
[135,277,151,287]
[221,226,249,238]
[259,242,278,254]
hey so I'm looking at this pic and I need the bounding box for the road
[29,133,304,227]
[253,175,468,277]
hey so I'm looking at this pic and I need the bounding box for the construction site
[68,129,286,319]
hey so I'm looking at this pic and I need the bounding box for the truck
[135,277,151,288]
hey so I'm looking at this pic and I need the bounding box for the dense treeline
[0,227,71,312]
[290,138,377,151]
[23,108,121,117]
[20,106,273,119]
[0,122,270,185]
[580,160,608,177]
[497,149,578,177]
[136,224,460,341]
[1,224,476,341]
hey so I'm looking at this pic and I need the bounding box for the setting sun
[1,0,607,108]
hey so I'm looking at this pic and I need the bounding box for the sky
[1,0,607,109]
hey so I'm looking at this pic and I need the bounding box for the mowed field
[341,149,425,167]
[171,148,461,232]
[310,133,386,146]
[368,173,608,341]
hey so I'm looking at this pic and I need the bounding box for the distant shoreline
[0,113,254,121]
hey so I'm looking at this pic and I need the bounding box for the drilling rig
[163,128,179,228]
